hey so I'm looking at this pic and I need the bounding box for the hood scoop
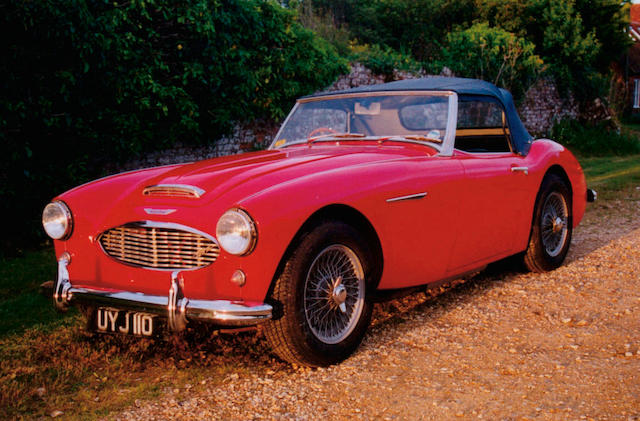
[143,184,205,199]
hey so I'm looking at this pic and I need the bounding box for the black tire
[523,174,573,272]
[264,221,374,367]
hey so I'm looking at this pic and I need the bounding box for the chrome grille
[99,223,219,270]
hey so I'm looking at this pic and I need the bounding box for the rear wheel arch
[523,169,573,272]
[528,165,573,226]
[543,165,572,195]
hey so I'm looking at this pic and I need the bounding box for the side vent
[143,184,205,199]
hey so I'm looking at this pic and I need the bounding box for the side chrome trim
[510,166,529,175]
[386,192,428,203]
[53,257,272,328]
[143,184,205,198]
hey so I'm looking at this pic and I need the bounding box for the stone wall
[517,79,579,136]
[112,64,602,172]
[109,119,279,173]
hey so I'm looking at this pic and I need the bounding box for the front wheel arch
[264,220,375,366]
[269,204,384,297]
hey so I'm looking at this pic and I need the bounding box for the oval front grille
[99,223,219,270]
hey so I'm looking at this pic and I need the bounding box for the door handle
[510,166,529,175]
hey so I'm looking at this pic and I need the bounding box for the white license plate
[95,307,156,337]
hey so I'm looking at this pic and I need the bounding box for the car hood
[58,143,436,233]
[133,143,435,203]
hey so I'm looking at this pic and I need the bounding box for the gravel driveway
[114,199,640,420]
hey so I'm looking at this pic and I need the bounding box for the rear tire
[523,174,572,272]
[264,221,374,367]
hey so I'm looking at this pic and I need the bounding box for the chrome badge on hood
[144,208,177,215]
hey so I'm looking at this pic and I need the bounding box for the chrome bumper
[53,253,272,330]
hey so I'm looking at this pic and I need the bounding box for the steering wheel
[308,127,337,138]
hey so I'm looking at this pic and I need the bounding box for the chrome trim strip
[510,166,529,175]
[298,90,454,103]
[386,192,428,203]
[143,184,205,198]
[97,221,220,272]
[439,92,458,157]
[54,258,272,328]
[270,101,300,149]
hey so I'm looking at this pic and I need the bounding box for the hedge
[0,0,347,254]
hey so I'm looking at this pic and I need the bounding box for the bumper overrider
[53,253,272,331]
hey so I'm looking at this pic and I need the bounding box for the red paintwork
[53,138,587,304]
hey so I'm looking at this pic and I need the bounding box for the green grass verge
[580,154,640,199]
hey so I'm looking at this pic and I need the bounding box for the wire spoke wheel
[540,191,568,257]
[303,245,365,344]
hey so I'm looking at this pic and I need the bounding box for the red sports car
[43,77,595,366]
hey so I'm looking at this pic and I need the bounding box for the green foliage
[551,119,640,157]
[301,0,629,99]
[349,44,423,76]
[475,0,625,97]
[323,0,476,62]
[574,0,631,72]
[0,0,347,254]
[434,23,544,97]
[294,0,352,56]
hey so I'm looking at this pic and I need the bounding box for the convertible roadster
[43,77,594,366]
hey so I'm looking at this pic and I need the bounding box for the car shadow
[74,198,640,373]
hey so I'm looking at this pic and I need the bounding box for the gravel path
[113,200,640,420]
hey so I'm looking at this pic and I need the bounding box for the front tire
[523,174,573,272]
[264,221,374,367]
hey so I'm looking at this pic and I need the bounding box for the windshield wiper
[377,135,443,145]
[307,132,366,145]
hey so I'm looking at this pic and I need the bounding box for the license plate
[95,307,157,337]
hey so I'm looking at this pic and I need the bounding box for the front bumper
[53,253,272,330]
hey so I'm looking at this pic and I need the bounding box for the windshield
[270,92,453,149]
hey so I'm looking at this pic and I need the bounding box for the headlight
[42,201,73,240]
[216,209,257,255]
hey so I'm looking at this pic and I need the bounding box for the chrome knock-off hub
[331,277,347,313]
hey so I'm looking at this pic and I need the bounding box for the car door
[445,96,530,274]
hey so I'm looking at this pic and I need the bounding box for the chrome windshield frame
[268,90,458,155]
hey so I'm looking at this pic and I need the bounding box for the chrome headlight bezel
[42,201,73,240]
[215,208,257,256]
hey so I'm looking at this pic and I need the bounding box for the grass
[0,248,79,335]
[580,155,640,197]
[1,129,639,419]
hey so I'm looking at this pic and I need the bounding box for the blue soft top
[309,77,533,155]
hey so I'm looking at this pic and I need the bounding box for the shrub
[551,119,640,157]
[0,0,347,254]
[349,44,423,77]
[433,23,544,98]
